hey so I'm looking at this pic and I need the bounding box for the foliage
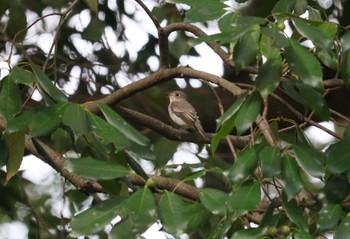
[1,0,350,238]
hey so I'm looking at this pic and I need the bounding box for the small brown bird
[167,91,208,140]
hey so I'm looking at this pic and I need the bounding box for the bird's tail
[195,120,208,141]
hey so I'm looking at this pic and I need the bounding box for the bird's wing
[171,101,199,126]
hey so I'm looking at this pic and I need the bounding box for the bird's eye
[175,93,179,96]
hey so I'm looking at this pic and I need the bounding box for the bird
[167,90,208,140]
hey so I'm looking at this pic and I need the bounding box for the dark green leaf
[153,137,179,167]
[109,217,135,239]
[272,0,296,15]
[285,38,323,90]
[282,193,308,232]
[317,48,339,71]
[5,132,25,184]
[6,110,35,133]
[31,64,67,103]
[63,103,90,135]
[298,84,330,120]
[51,128,74,153]
[292,144,325,178]
[229,181,261,213]
[7,7,27,40]
[258,145,281,177]
[218,12,238,33]
[334,215,350,239]
[340,49,350,85]
[281,154,303,200]
[0,76,21,119]
[317,204,342,232]
[99,103,149,146]
[159,191,188,235]
[82,18,105,42]
[200,188,228,216]
[185,203,211,233]
[324,174,349,204]
[83,0,98,14]
[208,211,239,239]
[256,55,282,98]
[66,156,131,180]
[229,146,259,184]
[29,103,67,137]
[340,31,350,52]
[261,24,289,49]
[211,118,235,153]
[88,113,130,150]
[326,140,350,174]
[70,197,124,236]
[234,25,260,71]
[10,65,36,85]
[235,92,262,135]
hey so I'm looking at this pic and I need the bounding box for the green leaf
[168,0,226,22]
[82,18,105,42]
[229,146,259,184]
[326,140,350,174]
[109,217,135,239]
[281,193,308,232]
[7,7,27,40]
[88,113,130,150]
[6,111,35,133]
[261,24,289,49]
[317,204,342,232]
[29,103,67,137]
[120,187,156,218]
[216,93,248,128]
[99,103,149,146]
[208,211,239,239]
[31,64,67,103]
[200,188,229,216]
[234,25,260,71]
[324,174,349,204]
[256,55,282,98]
[340,31,350,52]
[211,118,235,153]
[317,48,339,71]
[281,154,303,200]
[159,191,188,235]
[10,65,36,85]
[258,145,281,177]
[334,215,350,239]
[51,128,74,153]
[185,203,211,233]
[285,38,323,90]
[272,0,296,15]
[298,84,330,120]
[153,137,179,167]
[340,49,350,85]
[234,92,262,135]
[0,76,21,119]
[292,17,336,49]
[62,103,90,135]
[231,228,267,239]
[83,0,98,14]
[5,132,25,184]
[229,181,261,213]
[292,144,325,178]
[70,197,124,236]
[66,156,131,180]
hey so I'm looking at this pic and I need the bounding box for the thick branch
[83,66,245,113]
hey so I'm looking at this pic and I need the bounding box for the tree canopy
[1,0,350,238]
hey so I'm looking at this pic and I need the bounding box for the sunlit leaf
[66,156,131,180]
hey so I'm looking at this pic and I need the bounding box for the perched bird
[167,91,208,140]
